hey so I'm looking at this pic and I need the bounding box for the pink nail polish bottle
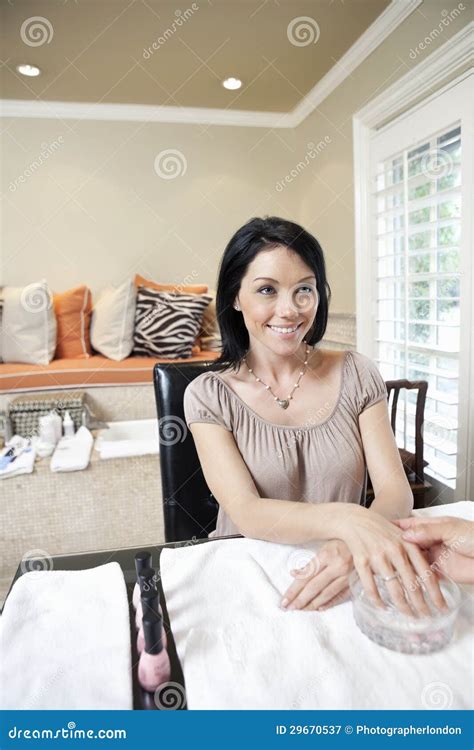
[137,622,168,654]
[138,613,171,693]
[132,551,152,610]
[137,592,167,654]
[135,568,163,630]
[136,626,145,655]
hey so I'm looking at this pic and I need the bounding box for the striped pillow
[133,288,212,359]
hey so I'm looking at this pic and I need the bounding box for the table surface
[5,502,471,709]
[5,534,242,710]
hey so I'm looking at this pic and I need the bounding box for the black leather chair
[153,361,220,542]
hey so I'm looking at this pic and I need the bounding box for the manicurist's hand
[281,540,353,611]
[338,505,448,616]
[393,516,474,584]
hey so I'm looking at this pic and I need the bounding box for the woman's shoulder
[345,349,381,375]
[342,349,387,414]
[184,369,222,396]
[183,369,233,430]
[184,368,237,406]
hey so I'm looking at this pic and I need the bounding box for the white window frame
[353,23,473,501]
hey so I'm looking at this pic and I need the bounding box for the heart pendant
[277,399,289,409]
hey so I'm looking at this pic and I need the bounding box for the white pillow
[90,279,137,361]
[1,281,57,365]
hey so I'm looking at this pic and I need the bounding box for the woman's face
[236,245,319,353]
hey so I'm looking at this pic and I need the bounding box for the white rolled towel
[50,425,93,472]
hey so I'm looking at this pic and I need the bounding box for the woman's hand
[393,516,474,584]
[339,505,448,616]
[281,540,353,611]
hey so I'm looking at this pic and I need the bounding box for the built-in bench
[0,350,219,394]
[0,349,220,426]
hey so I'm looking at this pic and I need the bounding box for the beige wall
[1,0,469,313]
[1,119,302,296]
[290,0,470,312]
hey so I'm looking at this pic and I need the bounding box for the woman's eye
[298,286,314,294]
[258,285,315,296]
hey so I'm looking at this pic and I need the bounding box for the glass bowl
[349,570,461,655]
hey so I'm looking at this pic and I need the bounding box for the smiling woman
[183,216,445,616]
[213,216,330,374]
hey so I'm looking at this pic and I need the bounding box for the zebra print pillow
[133,288,212,359]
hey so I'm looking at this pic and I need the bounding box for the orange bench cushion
[0,351,220,393]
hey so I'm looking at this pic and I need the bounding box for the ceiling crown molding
[288,0,423,127]
[0,98,293,128]
[354,20,473,129]
[0,0,422,127]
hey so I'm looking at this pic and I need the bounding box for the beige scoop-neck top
[183,350,387,538]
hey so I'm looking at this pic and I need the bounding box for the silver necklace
[243,343,311,410]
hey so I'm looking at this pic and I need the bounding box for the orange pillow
[134,274,208,295]
[53,285,92,359]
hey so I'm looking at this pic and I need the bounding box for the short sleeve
[183,373,233,431]
[348,351,388,416]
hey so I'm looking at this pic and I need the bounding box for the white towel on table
[50,426,93,472]
[0,562,132,709]
[414,500,473,520]
[160,501,473,710]
[0,446,36,479]
[98,439,158,460]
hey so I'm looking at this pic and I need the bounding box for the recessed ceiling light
[222,77,242,91]
[16,64,41,77]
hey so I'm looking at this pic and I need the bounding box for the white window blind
[373,125,462,488]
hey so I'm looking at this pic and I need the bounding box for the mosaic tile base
[0,444,165,607]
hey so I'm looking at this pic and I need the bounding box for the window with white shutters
[373,125,462,488]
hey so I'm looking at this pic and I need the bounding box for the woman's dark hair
[212,216,331,371]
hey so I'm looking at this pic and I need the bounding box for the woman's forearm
[236,485,412,545]
[369,487,413,522]
[236,496,359,545]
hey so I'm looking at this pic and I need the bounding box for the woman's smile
[266,321,304,338]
